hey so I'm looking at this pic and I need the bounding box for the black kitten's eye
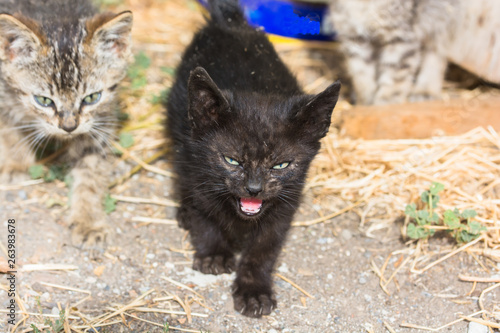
[224,156,240,166]
[272,162,290,170]
[34,95,55,107]
[82,92,102,105]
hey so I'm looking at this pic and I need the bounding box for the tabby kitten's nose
[245,180,262,196]
[59,112,79,133]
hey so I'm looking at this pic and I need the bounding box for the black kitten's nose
[245,180,262,197]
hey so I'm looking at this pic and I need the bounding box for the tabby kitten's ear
[187,67,230,133]
[292,81,341,141]
[0,14,44,65]
[86,11,133,60]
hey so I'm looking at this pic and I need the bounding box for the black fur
[165,0,340,318]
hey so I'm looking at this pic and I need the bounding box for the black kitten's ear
[187,67,230,132]
[292,81,341,140]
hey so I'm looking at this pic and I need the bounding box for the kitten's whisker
[34,134,53,160]
[87,130,109,159]
[12,129,43,153]
[0,124,39,133]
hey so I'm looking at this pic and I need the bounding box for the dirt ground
[1,0,499,332]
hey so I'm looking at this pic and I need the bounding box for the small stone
[340,229,352,241]
[364,294,372,302]
[18,190,27,200]
[139,286,150,294]
[119,254,127,261]
[146,253,155,260]
[468,322,489,333]
[359,277,367,285]
[316,237,334,244]
[32,282,47,293]
[277,263,289,273]
[51,307,60,316]
[41,292,50,302]
[85,277,97,284]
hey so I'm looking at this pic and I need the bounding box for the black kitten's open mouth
[239,197,263,216]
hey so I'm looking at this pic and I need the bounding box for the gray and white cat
[328,0,500,105]
[0,0,133,247]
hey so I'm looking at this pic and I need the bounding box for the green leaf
[416,210,430,225]
[133,51,151,70]
[468,221,486,235]
[405,203,417,218]
[461,209,477,219]
[119,132,135,148]
[104,194,117,214]
[63,174,74,188]
[117,110,129,121]
[150,88,170,105]
[432,194,440,207]
[430,182,445,195]
[421,191,430,205]
[443,209,461,228]
[458,230,476,243]
[160,66,176,76]
[112,147,123,156]
[44,165,67,182]
[407,223,430,239]
[28,165,45,179]
[430,212,440,223]
[131,76,148,90]
[421,191,439,208]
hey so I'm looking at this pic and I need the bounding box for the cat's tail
[208,0,247,28]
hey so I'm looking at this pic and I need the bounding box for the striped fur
[0,0,132,247]
[328,0,499,105]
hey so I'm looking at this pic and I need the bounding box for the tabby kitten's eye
[272,162,290,170]
[224,156,240,166]
[82,92,102,106]
[34,95,55,107]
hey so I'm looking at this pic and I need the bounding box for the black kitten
[165,0,340,318]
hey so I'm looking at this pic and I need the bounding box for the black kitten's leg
[232,221,290,318]
[180,204,235,274]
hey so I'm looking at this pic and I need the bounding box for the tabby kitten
[0,0,133,246]
[166,0,340,317]
[328,0,500,105]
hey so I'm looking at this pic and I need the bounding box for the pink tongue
[240,198,263,215]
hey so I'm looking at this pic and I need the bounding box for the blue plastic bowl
[198,0,336,41]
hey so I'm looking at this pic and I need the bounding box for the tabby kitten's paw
[232,287,277,318]
[70,218,110,249]
[193,254,236,275]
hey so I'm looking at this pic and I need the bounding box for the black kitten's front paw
[193,254,236,275]
[232,287,277,318]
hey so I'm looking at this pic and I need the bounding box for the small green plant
[119,132,135,148]
[104,193,117,214]
[29,164,70,184]
[31,310,66,333]
[127,51,151,90]
[405,182,486,243]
